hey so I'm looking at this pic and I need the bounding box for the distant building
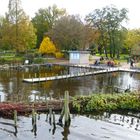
[69,51,90,64]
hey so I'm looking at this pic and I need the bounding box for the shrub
[72,93,140,113]
[55,52,64,58]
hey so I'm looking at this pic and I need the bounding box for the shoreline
[0,92,140,118]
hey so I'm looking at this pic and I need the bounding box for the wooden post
[46,112,48,122]
[64,91,71,126]
[14,110,18,133]
[58,106,64,126]
[49,108,52,125]
[52,111,56,135]
[58,91,71,126]
[52,111,56,127]
[32,109,37,136]
[14,110,17,127]
[32,109,35,125]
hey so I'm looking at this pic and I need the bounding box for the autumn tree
[48,15,97,51]
[0,0,37,52]
[7,0,23,51]
[124,29,140,55]
[0,16,13,50]
[32,5,66,48]
[39,36,56,55]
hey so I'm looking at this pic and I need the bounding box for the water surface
[0,112,140,140]
[0,65,140,102]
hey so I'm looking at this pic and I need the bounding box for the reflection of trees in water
[0,121,18,136]
[1,66,140,102]
[0,69,24,101]
[51,78,81,97]
[89,112,140,131]
[62,126,70,140]
[0,65,67,102]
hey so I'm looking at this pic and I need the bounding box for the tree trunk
[112,36,116,58]
[104,46,108,58]
[108,30,113,58]
[117,48,120,59]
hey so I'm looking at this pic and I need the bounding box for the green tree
[32,5,66,48]
[85,8,109,57]
[105,6,128,57]
[86,5,128,58]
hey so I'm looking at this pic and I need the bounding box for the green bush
[72,93,140,113]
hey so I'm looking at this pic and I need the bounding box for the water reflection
[0,91,6,102]
[0,112,140,140]
[0,121,17,136]
[0,66,140,102]
[89,112,140,131]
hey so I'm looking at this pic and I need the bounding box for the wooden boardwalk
[23,66,140,83]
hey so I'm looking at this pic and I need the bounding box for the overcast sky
[0,0,140,29]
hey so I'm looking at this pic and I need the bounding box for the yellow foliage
[114,60,120,66]
[55,52,64,58]
[124,29,140,49]
[39,37,56,54]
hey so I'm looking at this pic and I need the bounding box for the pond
[0,65,140,139]
[0,65,140,102]
[0,112,140,140]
